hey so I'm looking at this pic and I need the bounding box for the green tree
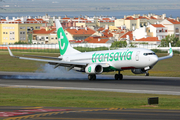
[14,41,28,44]
[111,41,127,48]
[159,34,180,47]
[28,33,33,44]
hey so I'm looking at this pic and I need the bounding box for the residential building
[84,36,113,43]
[0,17,46,44]
[59,16,115,29]
[119,31,133,41]
[97,17,115,27]
[133,26,147,40]
[32,28,56,44]
[160,18,180,40]
[64,27,95,42]
[146,24,168,40]
[133,37,161,45]
[115,13,165,31]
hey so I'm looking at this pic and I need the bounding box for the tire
[88,74,96,80]
[145,73,149,76]
[115,74,119,80]
[93,74,96,80]
[119,74,123,80]
[88,74,93,80]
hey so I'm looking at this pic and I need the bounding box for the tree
[111,41,127,48]
[159,34,180,47]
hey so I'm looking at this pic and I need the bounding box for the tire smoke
[35,64,87,80]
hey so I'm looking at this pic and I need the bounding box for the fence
[0,43,180,53]
[0,43,111,53]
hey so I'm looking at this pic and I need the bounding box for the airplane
[7,19,173,80]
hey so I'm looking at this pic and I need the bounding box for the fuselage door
[136,51,140,61]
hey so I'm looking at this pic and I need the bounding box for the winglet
[7,46,14,57]
[168,43,173,56]
[7,46,19,58]
[158,43,173,61]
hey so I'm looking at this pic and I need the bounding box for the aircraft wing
[158,43,173,61]
[23,54,62,60]
[7,46,87,68]
[7,46,110,69]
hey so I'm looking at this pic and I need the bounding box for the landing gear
[114,71,123,80]
[88,74,96,80]
[145,71,149,76]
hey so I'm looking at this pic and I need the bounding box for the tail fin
[55,19,81,56]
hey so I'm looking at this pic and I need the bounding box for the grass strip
[0,87,180,110]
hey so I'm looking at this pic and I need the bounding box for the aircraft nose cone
[151,55,158,64]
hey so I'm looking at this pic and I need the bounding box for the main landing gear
[114,71,123,80]
[88,71,123,81]
[88,74,96,80]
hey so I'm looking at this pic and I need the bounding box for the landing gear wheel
[114,74,123,80]
[115,74,119,80]
[119,74,123,80]
[145,72,149,76]
[88,74,96,80]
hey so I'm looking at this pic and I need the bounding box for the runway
[0,72,180,95]
[1,72,180,120]
[1,106,180,120]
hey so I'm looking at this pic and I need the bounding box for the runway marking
[122,109,180,113]
[0,112,33,117]
[1,84,180,95]
[34,118,125,120]
[3,108,125,120]
[17,109,71,112]
[23,107,43,109]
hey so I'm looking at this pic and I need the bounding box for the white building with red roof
[84,36,112,43]
[134,37,161,44]
[160,18,180,39]
[32,28,57,44]
[146,24,168,40]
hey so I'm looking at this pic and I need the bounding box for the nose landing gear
[145,71,149,76]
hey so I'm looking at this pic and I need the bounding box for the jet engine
[131,69,146,74]
[85,64,103,74]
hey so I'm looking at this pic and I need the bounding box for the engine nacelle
[131,69,146,74]
[85,64,103,74]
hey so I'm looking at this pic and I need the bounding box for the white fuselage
[60,48,158,71]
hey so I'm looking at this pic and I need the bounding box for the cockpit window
[143,53,156,56]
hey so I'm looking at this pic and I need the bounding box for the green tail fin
[55,19,81,56]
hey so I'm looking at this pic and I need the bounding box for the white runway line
[1,84,180,95]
